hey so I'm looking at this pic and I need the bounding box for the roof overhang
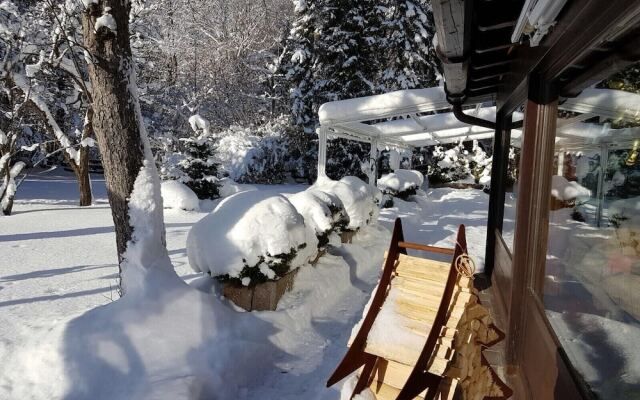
[430,0,640,111]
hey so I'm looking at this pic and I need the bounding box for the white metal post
[317,126,328,178]
[389,149,400,171]
[369,138,378,186]
[557,150,565,176]
[595,144,608,227]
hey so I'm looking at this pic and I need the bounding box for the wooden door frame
[494,75,597,399]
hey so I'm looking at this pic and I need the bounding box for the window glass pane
[544,87,640,398]
[502,121,522,252]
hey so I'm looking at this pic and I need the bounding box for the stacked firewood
[353,253,510,399]
[444,301,506,400]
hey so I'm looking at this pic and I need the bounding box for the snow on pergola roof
[317,87,640,149]
[318,87,450,126]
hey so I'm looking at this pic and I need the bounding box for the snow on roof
[560,88,640,121]
[318,87,449,126]
[374,107,500,137]
[318,87,640,149]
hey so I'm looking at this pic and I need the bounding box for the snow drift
[160,180,200,211]
[186,191,318,285]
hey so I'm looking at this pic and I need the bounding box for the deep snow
[0,169,490,399]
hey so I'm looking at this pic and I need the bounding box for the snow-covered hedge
[377,169,424,199]
[187,191,318,286]
[312,176,380,231]
[289,189,349,248]
[160,180,200,211]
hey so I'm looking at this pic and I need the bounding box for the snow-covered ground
[0,169,489,399]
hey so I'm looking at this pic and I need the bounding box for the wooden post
[506,77,558,365]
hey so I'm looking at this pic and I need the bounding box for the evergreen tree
[277,0,440,181]
[177,116,220,199]
[377,0,439,91]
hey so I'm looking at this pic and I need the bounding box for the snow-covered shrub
[240,135,289,184]
[160,180,199,211]
[551,176,591,201]
[215,118,291,184]
[377,169,424,199]
[289,189,349,248]
[313,176,379,231]
[468,140,492,185]
[427,141,470,184]
[218,177,254,198]
[506,146,520,187]
[187,191,318,287]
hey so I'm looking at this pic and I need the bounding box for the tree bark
[67,149,92,207]
[74,107,94,207]
[82,1,146,264]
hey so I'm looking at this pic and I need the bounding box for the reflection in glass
[544,114,640,399]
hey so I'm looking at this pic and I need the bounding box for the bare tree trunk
[67,150,92,207]
[1,168,14,216]
[82,1,149,268]
[73,107,94,207]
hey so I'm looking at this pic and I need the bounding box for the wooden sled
[327,218,512,400]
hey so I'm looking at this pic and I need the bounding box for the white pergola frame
[316,86,640,187]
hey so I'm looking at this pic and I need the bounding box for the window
[501,114,523,253]
[543,87,640,398]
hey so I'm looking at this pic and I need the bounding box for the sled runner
[327,218,511,400]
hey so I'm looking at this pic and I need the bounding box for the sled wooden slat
[327,218,511,400]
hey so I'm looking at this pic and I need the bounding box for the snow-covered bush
[377,169,424,199]
[506,146,520,187]
[468,140,492,185]
[215,118,291,184]
[427,141,470,184]
[289,189,349,248]
[313,176,379,231]
[187,191,318,287]
[551,176,591,201]
[218,177,254,198]
[160,180,200,211]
